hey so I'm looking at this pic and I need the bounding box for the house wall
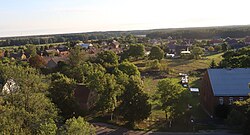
[200,71,216,115]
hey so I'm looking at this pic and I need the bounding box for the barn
[200,68,250,117]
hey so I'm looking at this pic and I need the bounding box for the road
[93,123,241,135]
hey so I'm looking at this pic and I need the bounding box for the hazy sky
[1,0,250,37]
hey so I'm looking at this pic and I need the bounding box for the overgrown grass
[136,53,224,131]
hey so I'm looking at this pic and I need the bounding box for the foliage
[214,45,222,52]
[59,117,95,135]
[48,73,80,119]
[69,46,86,67]
[95,50,119,69]
[94,73,120,113]
[146,59,161,70]
[123,44,145,60]
[25,44,37,56]
[225,109,246,130]
[220,47,250,68]
[29,55,46,68]
[208,46,214,52]
[228,98,250,135]
[149,46,164,60]
[156,78,189,125]
[191,47,204,59]
[209,59,217,68]
[118,61,140,76]
[117,76,151,127]
[0,65,58,134]
[214,104,231,119]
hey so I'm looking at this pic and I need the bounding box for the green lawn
[136,53,223,131]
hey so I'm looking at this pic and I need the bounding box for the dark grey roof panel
[208,68,250,96]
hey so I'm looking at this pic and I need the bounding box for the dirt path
[93,122,241,135]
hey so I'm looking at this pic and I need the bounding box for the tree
[25,44,37,56]
[214,45,222,52]
[49,73,80,119]
[118,61,140,76]
[220,47,250,68]
[146,59,161,70]
[222,43,230,51]
[149,46,164,60]
[95,50,118,69]
[125,44,145,59]
[29,55,46,68]
[210,59,217,68]
[228,97,250,135]
[0,65,58,134]
[69,46,86,67]
[94,74,120,116]
[208,46,214,52]
[191,47,204,59]
[157,78,188,127]
[117,76,151,128]
[59,117,95,135]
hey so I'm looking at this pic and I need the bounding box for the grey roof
[208,68,250,96]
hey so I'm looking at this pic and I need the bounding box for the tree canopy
[149,46,164,60]
[117,76,151,127]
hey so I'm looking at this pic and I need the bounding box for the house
[44,56,68,68]
[57,45,69,52]
[45,49,60,56]
[200,68,250,116]
[110,40,120,49]
[78,43,93,49]
[10,52,27,60]
[224,37,238,46]
[167,43,190,55]
[0,50,5,58]
[209,39,223,46]
[244,36,250,45]
[74,84,97,111]
[1,79,19,94]
[176,45,190,55]
[59,51,70,57]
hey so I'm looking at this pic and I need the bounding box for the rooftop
[208,68,250,96]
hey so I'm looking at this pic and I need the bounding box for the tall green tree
[25,44,37,57]
[49,73,80,119]
[0,65,58,134]
[210,59,217,68]
[125,44,145,60]
[149,46,164,60]
[59,117,95,135]
[191,47,204,59]
[95,50,119,69]
[117,76,151,128]
[118,61,140,76]
[69,46,86,67]
[157,78,188,127]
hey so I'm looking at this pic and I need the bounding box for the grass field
[135,53,224,130]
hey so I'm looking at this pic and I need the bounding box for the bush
[146,60,161,70]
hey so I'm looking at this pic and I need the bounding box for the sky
[1,0,250,37]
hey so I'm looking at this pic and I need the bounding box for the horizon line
[1,24,250,39]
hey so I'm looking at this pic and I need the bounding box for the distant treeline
[0,32,131,47]
[146,25,250,39]
[1,25,250,47]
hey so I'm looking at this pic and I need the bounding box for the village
[0,32,250,134]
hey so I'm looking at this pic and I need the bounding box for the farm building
[200,68,250,117]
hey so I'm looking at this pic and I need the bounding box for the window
[229,97,233,105]
[239,97,244,101]
[219,97,224,105]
